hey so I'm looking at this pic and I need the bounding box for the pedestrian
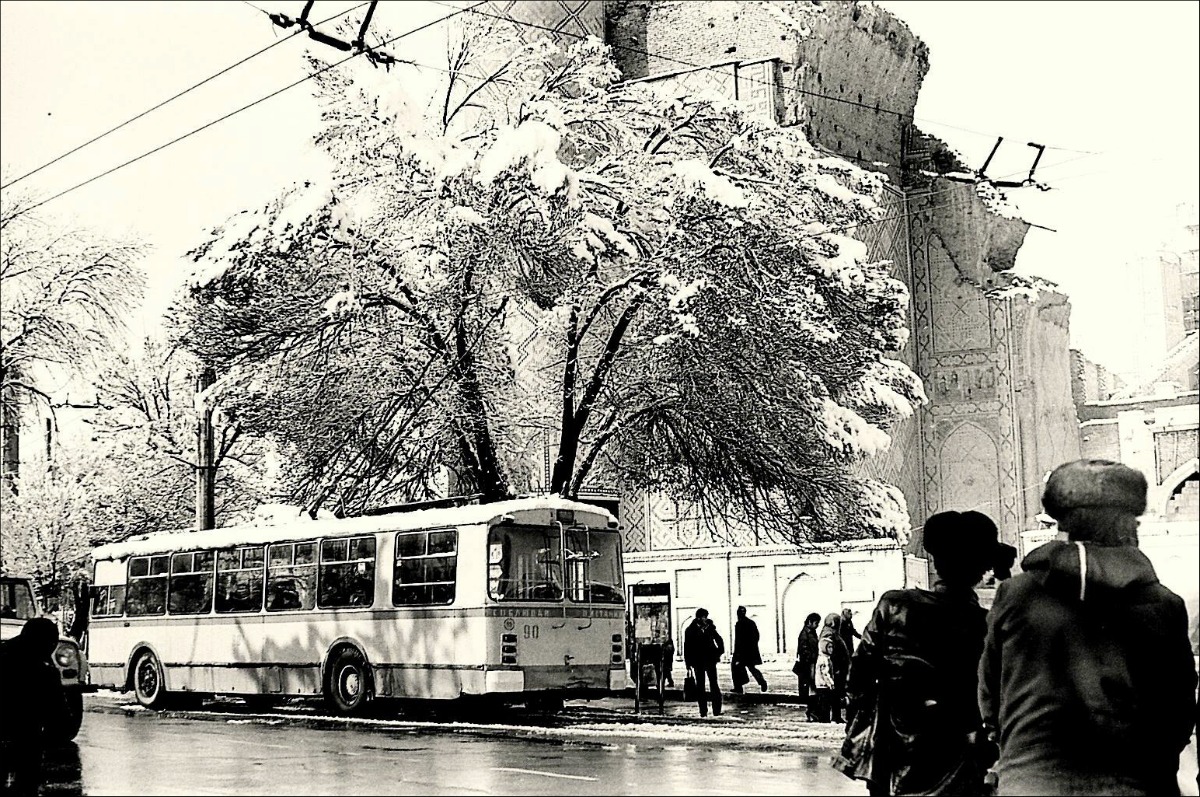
[839,607,862,654]
[832,510,1016,796]
[980,459,1198,796]
[731,606,769,693]
[795,612,822,716]
[814,612,850,723]
[1,617,70,796]
[683,607,725,718]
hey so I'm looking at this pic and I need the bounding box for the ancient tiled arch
[937,421,1000,518]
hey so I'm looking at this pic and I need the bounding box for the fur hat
[923,510,999,561]
[1042,459,1147,520]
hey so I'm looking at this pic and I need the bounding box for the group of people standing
[792,607,862,723]
[828,458,1198,797]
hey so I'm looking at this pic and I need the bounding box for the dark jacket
[979,541,1198,794]
[683,619,725,669]
[834,583,989,795]
[0,633,68,744]
[840,616,862,652]
[733,617,763,666]
[797,624,819,688]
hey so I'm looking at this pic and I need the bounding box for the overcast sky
[2,1,1197,379]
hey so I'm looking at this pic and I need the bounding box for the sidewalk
[623,655,808,705]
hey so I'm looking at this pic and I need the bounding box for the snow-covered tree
[1,189,145,482]
[172,23,924,544]
[88,338,274,536]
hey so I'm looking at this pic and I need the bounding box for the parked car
[0,572,90,740]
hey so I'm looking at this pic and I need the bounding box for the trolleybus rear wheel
[324,648,371,714]
[133,649,168,710]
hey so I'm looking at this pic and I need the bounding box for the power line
[0,1,373,191]
[427,0,1102,161]
[8,2,490,220]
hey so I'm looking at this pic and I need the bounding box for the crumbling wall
[604,1,929,183]
[793,1,928,184]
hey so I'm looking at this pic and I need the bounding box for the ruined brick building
[479,0,1082,655]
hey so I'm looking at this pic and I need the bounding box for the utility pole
[196,366,217,531]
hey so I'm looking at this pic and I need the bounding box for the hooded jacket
[979,540,1197,791]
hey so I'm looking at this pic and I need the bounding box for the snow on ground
[92,692,845,753]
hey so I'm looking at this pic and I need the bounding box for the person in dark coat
[796,611,822,717]
[683,607,725,718]
[839,607,862,654]
[814,612,851,723]
[1,617,70,796]
[731,606,768,693]
[979,460,1198,796]
[833,510,1014,796]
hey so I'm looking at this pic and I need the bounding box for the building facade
[474,0,1083,658]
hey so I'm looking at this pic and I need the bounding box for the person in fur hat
[979,459,1198,796]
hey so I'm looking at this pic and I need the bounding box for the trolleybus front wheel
[324,648,371,714]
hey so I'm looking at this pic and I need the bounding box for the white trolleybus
[86,496,626,713]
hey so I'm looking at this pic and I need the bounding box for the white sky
[2,1,1198,379]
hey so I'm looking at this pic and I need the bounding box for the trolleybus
[86,496,626,713]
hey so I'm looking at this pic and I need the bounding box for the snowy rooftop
[92,496,616,561]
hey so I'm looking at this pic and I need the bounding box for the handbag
[832,695,882,783]
[683,668,698,700]
[791,658,805,677]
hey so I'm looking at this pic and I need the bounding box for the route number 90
[523,624,539,639]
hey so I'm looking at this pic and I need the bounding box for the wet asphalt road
[39,700,859,796]
[37,694,1199,796]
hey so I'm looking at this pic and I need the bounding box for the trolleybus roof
[92,495,617,562]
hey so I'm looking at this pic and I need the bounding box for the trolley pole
[195,366,216,531]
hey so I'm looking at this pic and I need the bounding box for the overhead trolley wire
[7,1,491,220]
[0,1,373,191]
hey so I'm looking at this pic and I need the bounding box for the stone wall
[604,1,929,184]
[1010,291,1082,526]
[793,1,928,184]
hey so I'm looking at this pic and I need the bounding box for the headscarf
[818,612,841,655]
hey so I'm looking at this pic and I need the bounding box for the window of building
[126,555,169,616]
[318,536,375,608]
[215,547,265,613]
[169,551,214,615]
[393,529,457,605]
[266,541,317,612]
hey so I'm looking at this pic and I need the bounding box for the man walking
[979,459,1198,795]
[731,606,768,693]
[683,608,725,717]
[838,607,861,655]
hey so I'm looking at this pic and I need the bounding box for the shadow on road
[40,742,82,797]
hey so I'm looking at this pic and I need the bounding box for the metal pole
[196,366,216,530]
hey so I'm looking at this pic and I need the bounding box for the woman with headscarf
[832,510,1018,796]
[795,612,822,718]
[814,612,850,723]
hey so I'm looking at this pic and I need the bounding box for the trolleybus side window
[216,546,265,613]
[487,526,563,602]
[169,551,215,615]
[126,555,169,616]
[266,541,317,611]
[91,584,125,618]
[319,536,375,609]
[393,529,457,606]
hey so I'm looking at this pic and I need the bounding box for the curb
[621,687,809,706]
